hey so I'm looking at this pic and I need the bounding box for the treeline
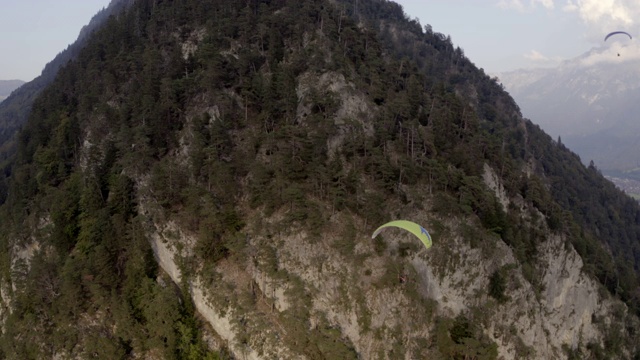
[528,127,640,310]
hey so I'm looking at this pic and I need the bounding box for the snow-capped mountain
[498,43,640,172]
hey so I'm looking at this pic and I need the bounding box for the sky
[394,0,640,74]
[0,0,111,81]
[2,1,640,81]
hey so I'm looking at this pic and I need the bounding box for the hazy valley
[499,43,640,176]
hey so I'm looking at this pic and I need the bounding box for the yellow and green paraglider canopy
[371,220,432,249]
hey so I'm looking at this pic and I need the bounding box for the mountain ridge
[0,80,24,102]
[0,0,639,358]
[0,0,133,165]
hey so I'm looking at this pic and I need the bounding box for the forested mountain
[0,80,24,102]
[0,0,133,165]
[1,0,639,359]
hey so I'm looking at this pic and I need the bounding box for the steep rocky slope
[135,77,632,357]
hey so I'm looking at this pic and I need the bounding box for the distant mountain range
[498,44,640,175]
[0,80,24,102]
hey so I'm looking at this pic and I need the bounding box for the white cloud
[497,0,526,11]
[497,0,555,11]
[502,0,640,43]
[562,1,578,12]
[498,0,640,29]
[523,50,565,66]
[564,0,633,25]
[579,42,640,66]
[561,0,640,43]
[524,50,550,61]
[535,0,555,9]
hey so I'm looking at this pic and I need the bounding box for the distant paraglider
[605,31,632,42]
[604,31,632,57]
[371,220,432,250]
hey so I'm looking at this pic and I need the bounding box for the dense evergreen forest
[0,0,639,358]
[342,0,640,317]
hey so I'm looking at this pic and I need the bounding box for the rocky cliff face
[3,204,590,359]
[123,67,634,359]
[138,163,629,359]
